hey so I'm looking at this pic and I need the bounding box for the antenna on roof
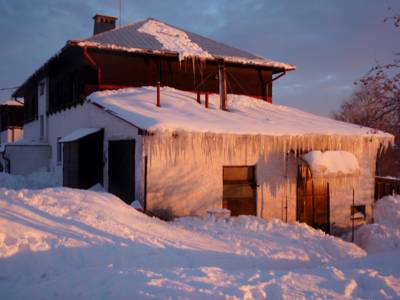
[119,0,122,27]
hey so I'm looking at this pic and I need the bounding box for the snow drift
[0,185,399,299]
[353,194,400,253]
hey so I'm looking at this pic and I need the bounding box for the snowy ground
[0,173,399,299]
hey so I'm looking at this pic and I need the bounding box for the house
[8,15,393,235]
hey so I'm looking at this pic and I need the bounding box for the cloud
[0,0,399,116]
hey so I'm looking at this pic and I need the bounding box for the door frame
[296,163,330,233]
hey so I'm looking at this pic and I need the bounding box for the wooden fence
[375,176,400,200]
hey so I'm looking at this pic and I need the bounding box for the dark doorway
[63,129,104,189]
[223,166,257,216]
[108,139,135,204]
[297,164,330,233]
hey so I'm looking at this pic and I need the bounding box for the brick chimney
[93,14,118,35]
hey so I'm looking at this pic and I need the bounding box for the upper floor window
[39,82,45,96]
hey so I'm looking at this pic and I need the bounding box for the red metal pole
[156,82,160,107]
[205,92,209,108]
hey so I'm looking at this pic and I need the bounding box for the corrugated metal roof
[79,18,294,71]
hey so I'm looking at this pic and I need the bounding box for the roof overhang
[60,128,103,143]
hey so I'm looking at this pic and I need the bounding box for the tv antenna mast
[118,0,122,27]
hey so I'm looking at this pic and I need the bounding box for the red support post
[205,92,209,108]
[156,82,160,107]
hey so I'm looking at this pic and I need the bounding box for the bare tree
[333,8,400,177]
[332,80,399,137]
[334,8,400,142]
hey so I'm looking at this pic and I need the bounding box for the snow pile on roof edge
[302,150,360,177]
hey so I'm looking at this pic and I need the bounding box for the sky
[0,0,399,116]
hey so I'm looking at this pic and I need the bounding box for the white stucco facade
[143,133,383,235]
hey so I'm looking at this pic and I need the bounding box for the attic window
[351,205,366,220]
[39,82,45,96]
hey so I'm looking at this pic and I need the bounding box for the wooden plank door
[297,165,330,233]
[108,139,135,205]
[223,166,257,216]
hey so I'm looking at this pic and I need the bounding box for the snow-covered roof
[60,128,102,143]
[87,86,393,139]
[77,18,295,71]
[302,151,360,177]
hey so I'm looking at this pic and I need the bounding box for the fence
[375,176,400,200]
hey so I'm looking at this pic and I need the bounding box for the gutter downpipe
[83,46,102,89]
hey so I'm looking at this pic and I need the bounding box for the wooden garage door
[297,165,330,233]
[223,166,257,216]
[108,139,135,205]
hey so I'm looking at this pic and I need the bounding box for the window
[57,137,62,164]
[39,115,44,138]
[39,82,45,96]
[351,205,366,220]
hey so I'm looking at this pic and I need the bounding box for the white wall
[144,133,383,234]
[22,78,48,143]
[23,120,40,141]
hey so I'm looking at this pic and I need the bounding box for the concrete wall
[4,144,50,175]
[144,133,381,234]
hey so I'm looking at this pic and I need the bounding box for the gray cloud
[0,0,399,116]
